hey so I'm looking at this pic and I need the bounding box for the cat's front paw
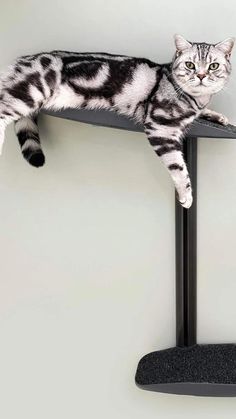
[202,111,229,126]
[179,190,193,209]
[217,114,229,126]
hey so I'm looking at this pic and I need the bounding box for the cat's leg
[0,110,22,156]
[0,120,7,155]
[0,83,47,162]
[201,108,229,125]
[144,122,192,208]
[0,111,20,155]
[0,106,43,164]
[0,54,59,162]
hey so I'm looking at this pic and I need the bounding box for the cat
[0,34,234,208]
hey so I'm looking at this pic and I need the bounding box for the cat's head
[172,35,235,97]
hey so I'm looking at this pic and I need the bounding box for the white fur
[114,64,156,112]
[15,117,38,134]
[44,83,84,110]
[87,98,110,109]
[29,84,44,104]
[0,123,6,155]
[21,139,40,152]
[174,34,192,51]
[145,120,183,139]
[215,38,235,55]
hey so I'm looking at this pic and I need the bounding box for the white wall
[1,1,236,418]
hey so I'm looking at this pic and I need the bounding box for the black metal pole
[175,137,197,348]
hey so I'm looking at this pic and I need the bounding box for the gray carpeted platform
[135,344,236,396]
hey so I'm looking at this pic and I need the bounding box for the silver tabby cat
[0,35,234,208]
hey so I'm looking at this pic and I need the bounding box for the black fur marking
[65,61,103,79]
[28,152,45,167]
[28,72,45,97]
[7,72,44,108]
[148,137,182,150]
[15,66,22,73]
[66,59,135,99]
[150,110,195,126]
[40,56,52,69]
[18,60,32,67]
[45,69,57,92]
[2,111,13,117]
[168,163,184,171]
[13,110,22,116]
[53,50,130,58]
[21,145,45,167]
[61,54,157,68]
[81,101,88,108]
[62,55,107,66]
[156,146,181,157]
[145,122,155,130]
[7,80,35,107]
[17,130,40,147]
[151,97,183,116]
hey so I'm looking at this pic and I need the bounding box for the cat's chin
[188,89,209,97]
[184,84,225,98]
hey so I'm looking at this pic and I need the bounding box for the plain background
[1,1,236,417]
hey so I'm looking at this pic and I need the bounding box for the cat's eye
[185,61,195,70]
[209,62,220,70]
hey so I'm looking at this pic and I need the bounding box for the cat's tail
[15,115,45,167]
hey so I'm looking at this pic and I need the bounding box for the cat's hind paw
[179,190,193,209]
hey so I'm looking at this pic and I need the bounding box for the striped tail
[15,116,45,167]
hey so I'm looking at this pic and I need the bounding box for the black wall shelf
[43,108,236,139]
[42,108,236,396]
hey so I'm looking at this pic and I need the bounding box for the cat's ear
[215,37,235,56]
[174,34,192,53]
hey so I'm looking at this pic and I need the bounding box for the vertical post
[175,137,197,348]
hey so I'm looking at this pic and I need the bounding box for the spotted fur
[0,35,234,208]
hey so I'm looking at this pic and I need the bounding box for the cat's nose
[197,73,206,80]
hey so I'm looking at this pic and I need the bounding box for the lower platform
[135,344,236,396]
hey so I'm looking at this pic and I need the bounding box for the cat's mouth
[191,79,214,91]
[186,82,215,97]
[193,78,208,88]
[175,74,224,97]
